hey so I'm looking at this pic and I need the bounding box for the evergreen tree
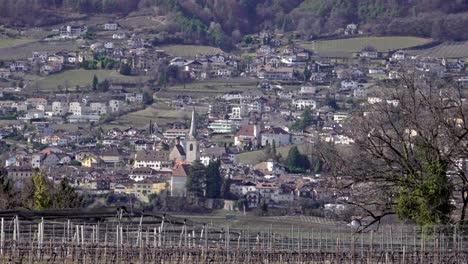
[205,159,222,198]
[287,146,310,173]
[92,74,98,91]
[52,179,83,209]
[186,160,206,197]
[99,79,110,92]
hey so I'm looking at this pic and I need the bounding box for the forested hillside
[1,0,467,43]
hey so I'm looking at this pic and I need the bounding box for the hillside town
[0,21,467,218]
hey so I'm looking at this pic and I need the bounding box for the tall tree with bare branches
[316,73,468,228]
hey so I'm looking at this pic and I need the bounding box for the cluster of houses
[1,91,144,123]
[0,25,467,213]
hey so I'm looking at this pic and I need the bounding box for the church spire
[188,109,196,139]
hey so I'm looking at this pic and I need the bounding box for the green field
[24,69,147,92]
[158,45,223,57]
[301,36,432,55]
[0,37,37,49]
[0,40,80,60]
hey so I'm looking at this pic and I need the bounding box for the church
[169,109,199,164]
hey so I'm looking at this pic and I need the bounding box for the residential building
[208,120,237,134]
[260,127,291,147]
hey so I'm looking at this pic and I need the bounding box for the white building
[69,102,83,116]
[260,127,291,147]
[341,80,359,89]
[208,120,237,134]
[300,86,316,95]
[293,99,317,110]
[333,113,349,122]
[104,23,118,31]
[52,102,68,116]
[109,100,124,113]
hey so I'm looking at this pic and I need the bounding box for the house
[113,33,127,39]
[104,23,119,31]
[69,102,83,116]
[300,86,316,95]
[353,87,368,98]
[170,162,190,196]
[170,57,187,67]
[163,129,188,140]
[293,99,317,110]
[109,100,124,113]
[234,124,260,147]
[31,52,48,62]
[133,179,167,202]
[257,65,294,80]
[82,155,104,168]
[360,46,378,59]
[230,181,257,198]
[260,126,291,147]
[129,167,159,182]
[3,166,33,180]
[40,61,63,75]
[9,61,27,72]
[58,25,87,39]
[0,68,11,78]
[90,102,108,115]
[208,120,237,134]
[333,113,349,122]
[257,45,273,55]
[200,147,230,166]
[217,68,232,77]
[344,24,358,35]
[100,147,123,167]
[134,150,172,171]
[392,50,407,61]
[341,80,359,90]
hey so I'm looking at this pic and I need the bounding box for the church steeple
[185,109,199,163]
[188,109,196,139]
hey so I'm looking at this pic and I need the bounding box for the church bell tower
[186,109,199,163]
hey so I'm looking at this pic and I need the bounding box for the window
[189,144,193,151]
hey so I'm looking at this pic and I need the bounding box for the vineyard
[0,209,467,263]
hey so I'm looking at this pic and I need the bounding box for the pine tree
[287,146,310,173]
[92,74,98,91]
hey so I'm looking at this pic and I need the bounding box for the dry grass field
[157,45,223,57]
[301,36,432,56]
[0,40,80,60]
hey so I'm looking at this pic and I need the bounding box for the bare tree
[316,73,468,228]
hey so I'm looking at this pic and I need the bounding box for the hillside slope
[0,0,467,43]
